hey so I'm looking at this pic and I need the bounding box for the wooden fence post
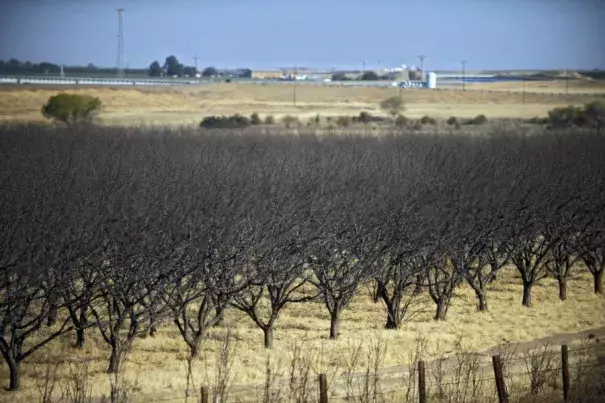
[562,344,570,402]
[200,386,209,403]
[418,360,426,403]
[319,373,328,403]
[492,355,508,403]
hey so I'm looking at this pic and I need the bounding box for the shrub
[281,115,299,129]
[447,116,458,126]
[420,115,436,125]
[336,116,351,128]
[583,100,605,129]
[199,114,251,129]
[250,112,262,125]
[264,115,275,125]
[313,114,321,125]
[469,114,488,125]
[331,72,349,81]
[547,105,585,128]
[41,93,102,125]
[380,96,405,118]
[395,115,408,128]
[412,121,423,130]
[360,71,380,81]
[546,101,605,129]
[356,111,373,125]
[526,116,549,125]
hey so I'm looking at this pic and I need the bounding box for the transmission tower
[116,8,125,78]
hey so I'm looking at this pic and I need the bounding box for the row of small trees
[1,125,604,392]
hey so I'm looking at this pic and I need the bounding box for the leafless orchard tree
[2,123,605,393]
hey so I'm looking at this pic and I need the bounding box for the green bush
[469,114,488,125]
[281,115,299,129]
[356,111,373,125]
[447,116,458,126]
[380,96,405,118]
[547,105,584,128]
[360,71,380,81]
[250,112,261,125]
[545,101,605,129]
[264,115,275,125]
[199,114,251,129]
[331,72,349,81]
[526,116,549,125]
[336,116,351,128]
[41,93,102,125]
[583,100,605,129]
[395,115,408,128]
[420,115,436,125]
[412,121,423,130]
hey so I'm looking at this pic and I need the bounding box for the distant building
[251,70,285,79]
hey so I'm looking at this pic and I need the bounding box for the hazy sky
[1,0,604,71]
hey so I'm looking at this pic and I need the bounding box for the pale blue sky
[1,0,604,71]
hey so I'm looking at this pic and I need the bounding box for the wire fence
[122,341,605,403]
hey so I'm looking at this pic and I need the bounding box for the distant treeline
[0,58,252,78]
[0,59,147,76]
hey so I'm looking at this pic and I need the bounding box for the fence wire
[124,343,604,403]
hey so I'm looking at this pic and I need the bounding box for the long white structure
[0,76,197,86]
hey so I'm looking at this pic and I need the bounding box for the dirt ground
[0,79,604,126]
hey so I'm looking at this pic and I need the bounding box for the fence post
[492,355,508,403]
[562,344,570,402]
[200,386,209,403]
[418,360,426,403]
[319,373,328,403]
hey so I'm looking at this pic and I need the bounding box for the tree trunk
[385,308,399,329]
[371,282,381,303]
[263,325,274,349]
[475,289,488,311]
[107,342,121,374]
[413,275,423,296]
[434,298,448,321]
[594,270,604,294]
[557,277,567,301]
[329,310,341,340]
[522,281,533,307]
[149,325,157,337]
[385,298,401,329]
[213,306,224,327]
[6,356,20,391]
[47,303,58,327]
[76,328,86,349]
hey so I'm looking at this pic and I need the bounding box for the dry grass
[458,79,605,94]
[1,267,604,402]
[1,82,603,126]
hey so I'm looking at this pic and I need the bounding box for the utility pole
[461,60,467,91]
[116,8,125,78]
[293,64,298,107]
[193,55,199,71]
[362,60,366,75]
[522,77,526,104]
[418,55,426,72]
[565,68,568,94]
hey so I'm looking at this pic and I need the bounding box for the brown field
[1,267,604,402]
[0,79,604,126]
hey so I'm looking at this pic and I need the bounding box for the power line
[116,8,125,78]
